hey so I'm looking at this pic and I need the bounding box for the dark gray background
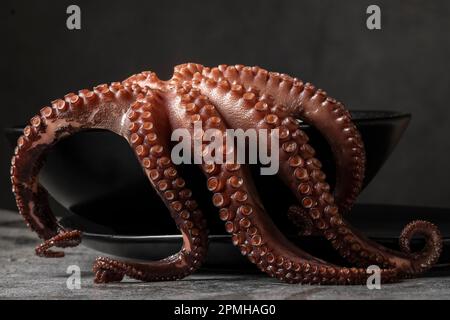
[1,0,449,210]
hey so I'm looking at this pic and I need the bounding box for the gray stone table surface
[1,209,449,300]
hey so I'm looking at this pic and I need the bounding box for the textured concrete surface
[1,209,449,300]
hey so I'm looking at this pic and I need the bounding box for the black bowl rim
[83,233,450,244]
[3,110,411,134]
[346,110,411,122]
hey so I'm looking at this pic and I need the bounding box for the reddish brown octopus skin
[10,63,442,285]
[11,81,208,282]
[174,63,365,237]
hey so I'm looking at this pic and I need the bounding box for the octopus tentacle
[10,82,139,255]
[11,63,442,285]
[91,92,208,283]
[172,63,205,84]
[123,70,165,91]
[287,205,316,236]
[169,81,397,285]
[199,64,365,213]
[189,72,441,279]
[277,117,442,275]
[35,230,82,258]
[399,220,442,258]
[241,75,443,275]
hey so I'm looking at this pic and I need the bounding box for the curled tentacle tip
[399,220,442,254]
[399,220,443,274]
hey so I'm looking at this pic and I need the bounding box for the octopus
[10,63,443,285]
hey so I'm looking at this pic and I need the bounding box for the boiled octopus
[10,63,442,285]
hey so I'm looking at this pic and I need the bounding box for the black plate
[59,204,450,269]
